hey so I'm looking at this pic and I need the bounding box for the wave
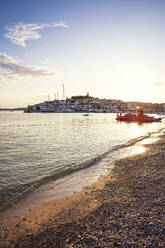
[0,127,164,211]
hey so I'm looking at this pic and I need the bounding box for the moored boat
[116,110,161,123]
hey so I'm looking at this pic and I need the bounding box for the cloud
[41,57,52,64]
[153,82,164,86]
[0,52,60,80]
[4,21,69,47]
[52,21,70,28]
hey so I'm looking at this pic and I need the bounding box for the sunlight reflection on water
[128,122,144,139]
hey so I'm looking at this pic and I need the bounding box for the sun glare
[129,123,143,139]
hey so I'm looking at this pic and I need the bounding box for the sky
[0,0,165,108]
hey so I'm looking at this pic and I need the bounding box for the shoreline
[0,129,160,222]
[1,134,165,247]
[0,130,156,228]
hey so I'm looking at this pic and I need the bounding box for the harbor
[24,94,165,114]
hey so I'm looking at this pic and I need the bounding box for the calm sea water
[0,111,164,210]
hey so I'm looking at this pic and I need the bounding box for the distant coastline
[24,94,165,114]
[0,108,26,111]
[1,95,165,113]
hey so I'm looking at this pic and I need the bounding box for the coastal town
[25,93,165,114]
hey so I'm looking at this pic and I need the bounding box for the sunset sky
[0,0,165,108]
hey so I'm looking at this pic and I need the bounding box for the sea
[0,111,164,212]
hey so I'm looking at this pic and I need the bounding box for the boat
[83,113,89,116]
[116,110,162,123]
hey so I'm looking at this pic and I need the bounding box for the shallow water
[0,111,164,209]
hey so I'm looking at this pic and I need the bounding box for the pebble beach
[1,134,165,247]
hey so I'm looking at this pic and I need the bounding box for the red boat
[116,110,161,123]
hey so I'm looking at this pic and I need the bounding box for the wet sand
[1,134,165,247]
